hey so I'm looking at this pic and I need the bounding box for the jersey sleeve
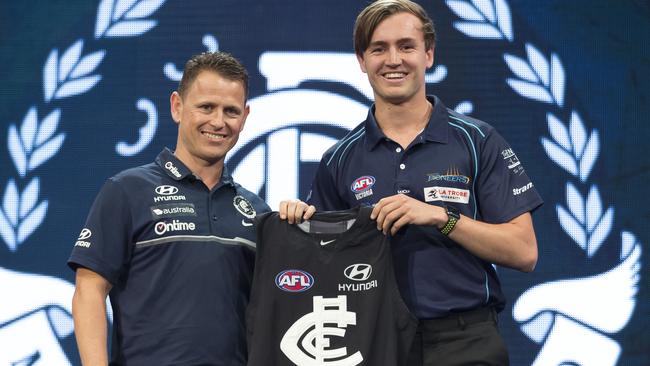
[475,130,543,223]
[67,178,133,285]
[305,157,348,211]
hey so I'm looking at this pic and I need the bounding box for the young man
[69,52,269,365]
[280,1,543,364]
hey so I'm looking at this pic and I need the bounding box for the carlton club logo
[275,270,314,292]
[280,295,363,366]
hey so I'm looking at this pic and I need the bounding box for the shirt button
[399,163,406,170]
[212,215,218,221]
[395,147,402,153]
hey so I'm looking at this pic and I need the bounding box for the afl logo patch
[233,195,256,219]
[275,270,314,292]
[350,176,375,192]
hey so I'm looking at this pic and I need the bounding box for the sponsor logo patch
[351,175,375,200]
[513,182,533,196]
[155,185,178,195]
[77,228,91,240]
[426,167,470,185]
[150,203,196,219]
[153,185,187,202]
[344,263,372,281]
[501,148,525,175]
[74,228,92,248]
[154,219,196,235]
[164,161,182,178]
[339,263,377,292]
[233,195,256,219]
[275,270,314,292]
[424,186,470,204]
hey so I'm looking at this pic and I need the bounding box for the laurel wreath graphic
[446,0,641,355]
[446,0,642,260]
[1,0,167,252]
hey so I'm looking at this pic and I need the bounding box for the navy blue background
[1,1,648,364]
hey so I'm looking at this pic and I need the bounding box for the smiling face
[170,70,249,171]
[357,12,434,105]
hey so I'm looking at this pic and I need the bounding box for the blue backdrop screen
[1,1,648,365]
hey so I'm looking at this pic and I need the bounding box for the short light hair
[177,52,249,100]
[354,0,436,56]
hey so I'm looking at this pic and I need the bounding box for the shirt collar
[155,148,235,187]
[364,95,449,151]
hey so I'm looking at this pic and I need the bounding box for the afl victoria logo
[344,263,372,281]
[350,176,375,192]
[155,185,178,195]
[275,270,314,292]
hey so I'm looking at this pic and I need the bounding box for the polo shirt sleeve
[475,130,543,224]
[67,178,133,285]
[306,158,348,211]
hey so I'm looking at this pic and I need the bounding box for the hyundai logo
[344,263,372,281]
[155,185,179,195]
[77,228,92,240]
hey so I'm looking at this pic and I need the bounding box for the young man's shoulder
[321,121,366,163]
[445,108,497,140]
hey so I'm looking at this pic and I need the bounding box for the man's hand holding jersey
[278,199,316,224]
[277,195,537,272]
[278,194,448,235]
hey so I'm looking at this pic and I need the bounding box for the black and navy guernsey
[68,148,269,365]
[247,206,417,366]
[307,95,543,319]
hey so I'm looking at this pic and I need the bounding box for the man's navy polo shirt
[307,95,543,319]
[68,148,270,365]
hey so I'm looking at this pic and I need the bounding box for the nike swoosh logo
[241,219,253,227]
[320,239,336,246]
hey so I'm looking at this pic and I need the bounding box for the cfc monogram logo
[280,296,363,366]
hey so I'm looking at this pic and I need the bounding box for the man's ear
[356,53,368,74]
[426,46,435,69]
[239,104,250,132]
[170,91,182,124]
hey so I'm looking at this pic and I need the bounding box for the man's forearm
[72,269,111,366]
[447,212,538,272]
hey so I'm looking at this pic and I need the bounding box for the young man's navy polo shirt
[68,148,270,365]
[307,95,543,319]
